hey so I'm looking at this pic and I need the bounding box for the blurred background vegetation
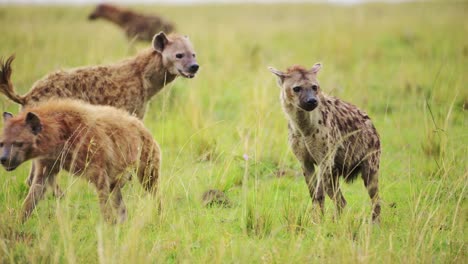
[0,1,466,263]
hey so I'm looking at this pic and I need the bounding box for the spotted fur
[0,32,198,119]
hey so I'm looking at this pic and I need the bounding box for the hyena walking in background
[269,64,381,223]
[0,99,161,223]
[0,31,198,187]
[89,3,175,42]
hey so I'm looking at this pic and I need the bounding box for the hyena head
[0,112,42,171]
[88,3,116,20]
[269,63,322,112]
[152,32,199,78]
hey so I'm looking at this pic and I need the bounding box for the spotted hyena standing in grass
[269,64,381,223]
[89,3,175,41]
[0,99,161,223]
[0,32,198,120]
[0,31,197,186]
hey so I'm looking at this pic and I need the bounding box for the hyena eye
[293,86,302,93]
[312,85,318,91]
[14,142,23,147]
[192,53,196,58]
[175,53,184,59]
[0,142,3,148]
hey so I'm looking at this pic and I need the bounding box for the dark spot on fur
[321,110,328,122]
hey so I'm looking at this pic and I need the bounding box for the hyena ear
[268,67,287,85]
[152,32,169,53]
[3,112,13,122]
[25,112,42,135]
[310,63,322,74]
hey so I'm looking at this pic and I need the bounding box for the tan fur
[0,99,161,223]
[89,3,175,41]
[269,64,381,223]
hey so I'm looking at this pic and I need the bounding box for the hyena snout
[0,148,10,165]
[88,9,100,20]
[301,97,318,111]
[188,64,199,74]
[0,151,19,171]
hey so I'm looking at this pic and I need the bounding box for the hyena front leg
[22,160,59,222]
[27,160,64,198]
[26,161,35,186]
[290,134,324,214]
[304,167,325,214]
[324,173,347,218]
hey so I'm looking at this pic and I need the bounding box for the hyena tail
[0,55,26,105]
[137,140,161,196]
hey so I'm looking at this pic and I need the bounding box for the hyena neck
[282,99,323,136]
[134,49,178,98]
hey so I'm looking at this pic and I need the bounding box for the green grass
[0,2,466,263]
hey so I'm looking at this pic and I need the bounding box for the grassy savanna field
[0,1,466,263]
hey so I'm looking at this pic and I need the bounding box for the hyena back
[89,3,175,41]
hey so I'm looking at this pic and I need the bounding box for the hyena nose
[189,64,199,73]
[306,98,317,106]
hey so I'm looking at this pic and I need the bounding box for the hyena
[0,99,161,223]
[89,3,175,41]
[0,32,198,119]
[0,31,197,186]
[269,64,381,223]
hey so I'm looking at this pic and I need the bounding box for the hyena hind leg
[110,183,127,224]
[91,173,116,224]
[137,146,160,196]
[361,163,381,224]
